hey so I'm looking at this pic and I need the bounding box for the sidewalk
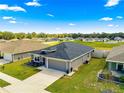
[0,72,21,85]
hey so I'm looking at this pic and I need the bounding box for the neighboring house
[114,37,123,42]
[106,45,124,73]
[103,38,110,42]
[31,42,94,73]
[48,38,60,42]
[65,37,74,41]
[83,38,95,42]
[0,40,47,62]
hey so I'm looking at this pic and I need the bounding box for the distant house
[48,38,60,42]
[103,38,110,42]
[114,37,123,42]
[0,40,47,62]
[83,38,95,42]
[31,42,94,73]
[106,45,124,76]
[65,37,74,41]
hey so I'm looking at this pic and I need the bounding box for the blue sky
[0,0,124,33]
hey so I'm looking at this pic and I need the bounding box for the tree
[15,33,26,39]
[26,33,32,39]
[2,31,15,40]
[32,32,37,38]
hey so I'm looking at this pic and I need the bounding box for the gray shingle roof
[107,45,124,62]
[0,40,48,54]
[34,42,94,60]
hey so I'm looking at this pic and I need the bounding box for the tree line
[0,31,124,40]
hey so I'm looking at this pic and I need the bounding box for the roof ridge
[62,43,71,59]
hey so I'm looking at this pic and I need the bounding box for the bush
[103,71,112,80]
[119,76,124,83]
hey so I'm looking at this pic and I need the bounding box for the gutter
[106,59,124,64]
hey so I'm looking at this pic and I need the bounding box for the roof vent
[40,49,56,54]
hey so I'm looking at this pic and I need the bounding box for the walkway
[0,72,21,85]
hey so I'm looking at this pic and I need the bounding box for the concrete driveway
[4,68,65,93]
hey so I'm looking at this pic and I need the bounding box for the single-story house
[106,45,124,73]
[83,38,95,42]
[114,37,123,42]
[31,42,94,73]
[0,40,47,62]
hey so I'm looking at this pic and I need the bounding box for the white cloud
[108,24,114,27]
[69,23,76,26]
[107,24,119,27]
[0,4,26,12]
[115,25,119,27]
[25,0,41,7]
[47,14,54,17]
[9,20,16,24]
[99,17,113,21]
[116,16,123,19]
[56,27,61,30]
[104,0,120,7]
[2,16,15,20]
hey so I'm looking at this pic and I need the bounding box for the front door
[118,64,123,71]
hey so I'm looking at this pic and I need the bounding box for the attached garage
[48,59,67,72]
[32,42,94,73]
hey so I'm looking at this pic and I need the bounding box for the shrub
[119,76,124,83]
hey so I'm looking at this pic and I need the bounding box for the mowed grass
[73,40,124,50]
[0,58,40,80]
[0,79,10,87]
[46,58,124,93]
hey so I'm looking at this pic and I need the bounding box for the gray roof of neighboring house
[34,42,94,60]
[107,45,124,63]
[0,40,48,54]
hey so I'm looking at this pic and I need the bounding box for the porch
[108,62,124,77]
[29,54,48,67]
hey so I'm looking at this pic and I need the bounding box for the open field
[46,58,124,93]
[0,58,40,80]
[0,79,10,87]
[72,40,124,50]
[45,40,124,50]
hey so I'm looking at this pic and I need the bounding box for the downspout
[12,54,14,62]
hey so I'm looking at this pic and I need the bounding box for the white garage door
[48,59,67,72]
[4,53,12,61]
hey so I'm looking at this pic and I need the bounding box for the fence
[92,50,110,58]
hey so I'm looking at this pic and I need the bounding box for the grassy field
[46,40,124,50]
[0,58,40,80]
[0,79,10,87]
[46,58,124,93]
[72,40,124,50]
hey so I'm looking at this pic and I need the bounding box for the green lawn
[46,58,124,93]
[0,79,10,87]
[0,58,40,80]
[72,40,124,50]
